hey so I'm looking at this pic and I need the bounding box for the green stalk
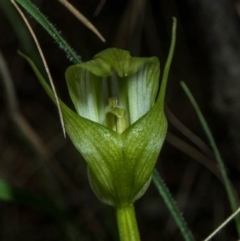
[180,81,240,237]
[116,204,140,241]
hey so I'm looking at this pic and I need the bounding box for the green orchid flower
[20,18,176,241]
[65,48,166,207]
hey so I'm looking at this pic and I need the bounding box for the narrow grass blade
[14,0,81,64]
[153,169,195,241]
[0,179,71,220]
[1,0,43,68]
[180,81,240,237]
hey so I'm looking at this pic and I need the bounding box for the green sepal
[18,52,121,204]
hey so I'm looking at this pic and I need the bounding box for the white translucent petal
[75,70,100,123]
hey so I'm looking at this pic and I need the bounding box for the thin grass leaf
[153,169,195,241]
[12,1,66,136]
[180,81,240,237]
[14,0,81,64]
[0,179,71,220]
[1,0,44,69]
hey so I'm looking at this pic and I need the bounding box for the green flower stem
[116,204,140,241]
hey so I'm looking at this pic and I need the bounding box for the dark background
[1,0,240,240]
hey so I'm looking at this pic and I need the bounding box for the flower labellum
[64,48,168,207]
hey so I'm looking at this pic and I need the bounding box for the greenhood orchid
[20,45,175,209]
[18,14,177,240]
[19,19,176,211]
[65,48,167,207]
